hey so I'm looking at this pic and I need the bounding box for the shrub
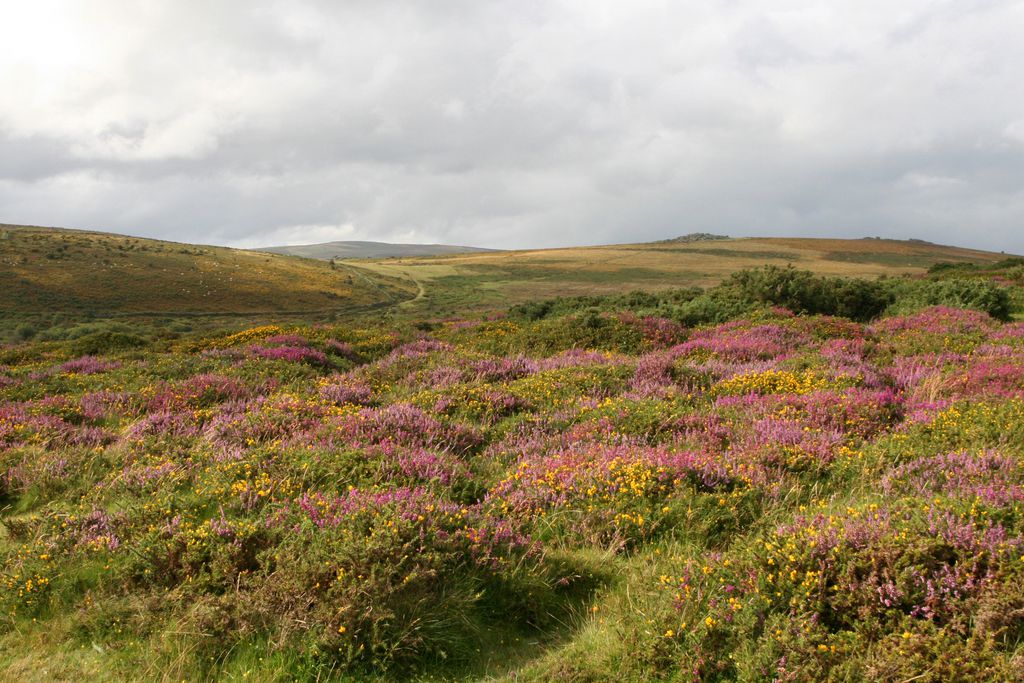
[14,323,36,341]
[725,266,893,321]
[69,331,147,355]
[898,278,1012,320]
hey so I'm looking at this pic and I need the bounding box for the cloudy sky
[1,1,1023,252]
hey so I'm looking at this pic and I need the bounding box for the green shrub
[14,323,36,341]
[69,330,148,355]
[724,265,893,321]
[886,278,1011,320]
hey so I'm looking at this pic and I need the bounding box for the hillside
[346,235,1014,318]
[257,240,497,260]
[0,225,416,317]
[3,225,1015,341]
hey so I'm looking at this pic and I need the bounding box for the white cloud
[1005,120,1024,144]
[233,222,358,249]
[0,0,1023,253]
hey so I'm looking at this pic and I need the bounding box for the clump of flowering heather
[715,387,902,439]
[125,409,204,442]
[655,499,1023,680]
[383,445,474,488]
[205,395,328,449]
[616,313,688,349]
[79,390,138,422]
[536,348,629,370]
[628,352,714,399]
[0,403,112,450]
[882,450,1024,507]
[676,321,811,362]
[373,339,453,374]
[772,501,1021,626]
[328,403,482,454]
[871,306,996,355]
[248,344,329,365]
[58,355,121,375]
[990,322,1024,344]
[145,373,252,412]
[948,358,1024,399]
[470,355,537,382]
[346,338,460,391]
[888,352,963,390]
[871,306,996,336]
[324,339,358,360]
[421,364,468,389]
[727,415,845,477]
[489,442,732,546]
[317,375,374,406]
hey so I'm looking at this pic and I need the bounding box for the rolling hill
[257,240,497,260]
[343,234,1015,318]
[2,224,1018,340]
[0,224,416,317]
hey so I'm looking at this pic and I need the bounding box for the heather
[2,300,1024,680]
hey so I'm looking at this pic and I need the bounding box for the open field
[346,236,1009,318]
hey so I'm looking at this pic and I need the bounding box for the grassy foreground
[2,262,1024,680]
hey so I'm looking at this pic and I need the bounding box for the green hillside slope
[0,225,415,316]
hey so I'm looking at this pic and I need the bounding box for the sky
[1,1,1023,253]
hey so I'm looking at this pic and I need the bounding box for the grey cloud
[0,1,1022,253]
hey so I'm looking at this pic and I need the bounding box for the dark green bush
[69,330,148,355]
[724,265,893,321]
[674,293,753,326]
[14,323,36,341]
[886,277,1011,320]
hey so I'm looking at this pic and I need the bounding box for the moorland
[2,224,1024,681]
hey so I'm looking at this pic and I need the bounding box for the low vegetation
[511,264,1013,325]
[2,259,1024,680]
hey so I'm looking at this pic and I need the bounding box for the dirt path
[341,262,426,308]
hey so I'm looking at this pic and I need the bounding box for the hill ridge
[256,239,498,260]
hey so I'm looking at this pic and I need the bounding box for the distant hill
[0,224,415,316]
[345,235,1019,318]
[3,224,1018,329]
[655,232,730,243]
[256,240,498,260]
